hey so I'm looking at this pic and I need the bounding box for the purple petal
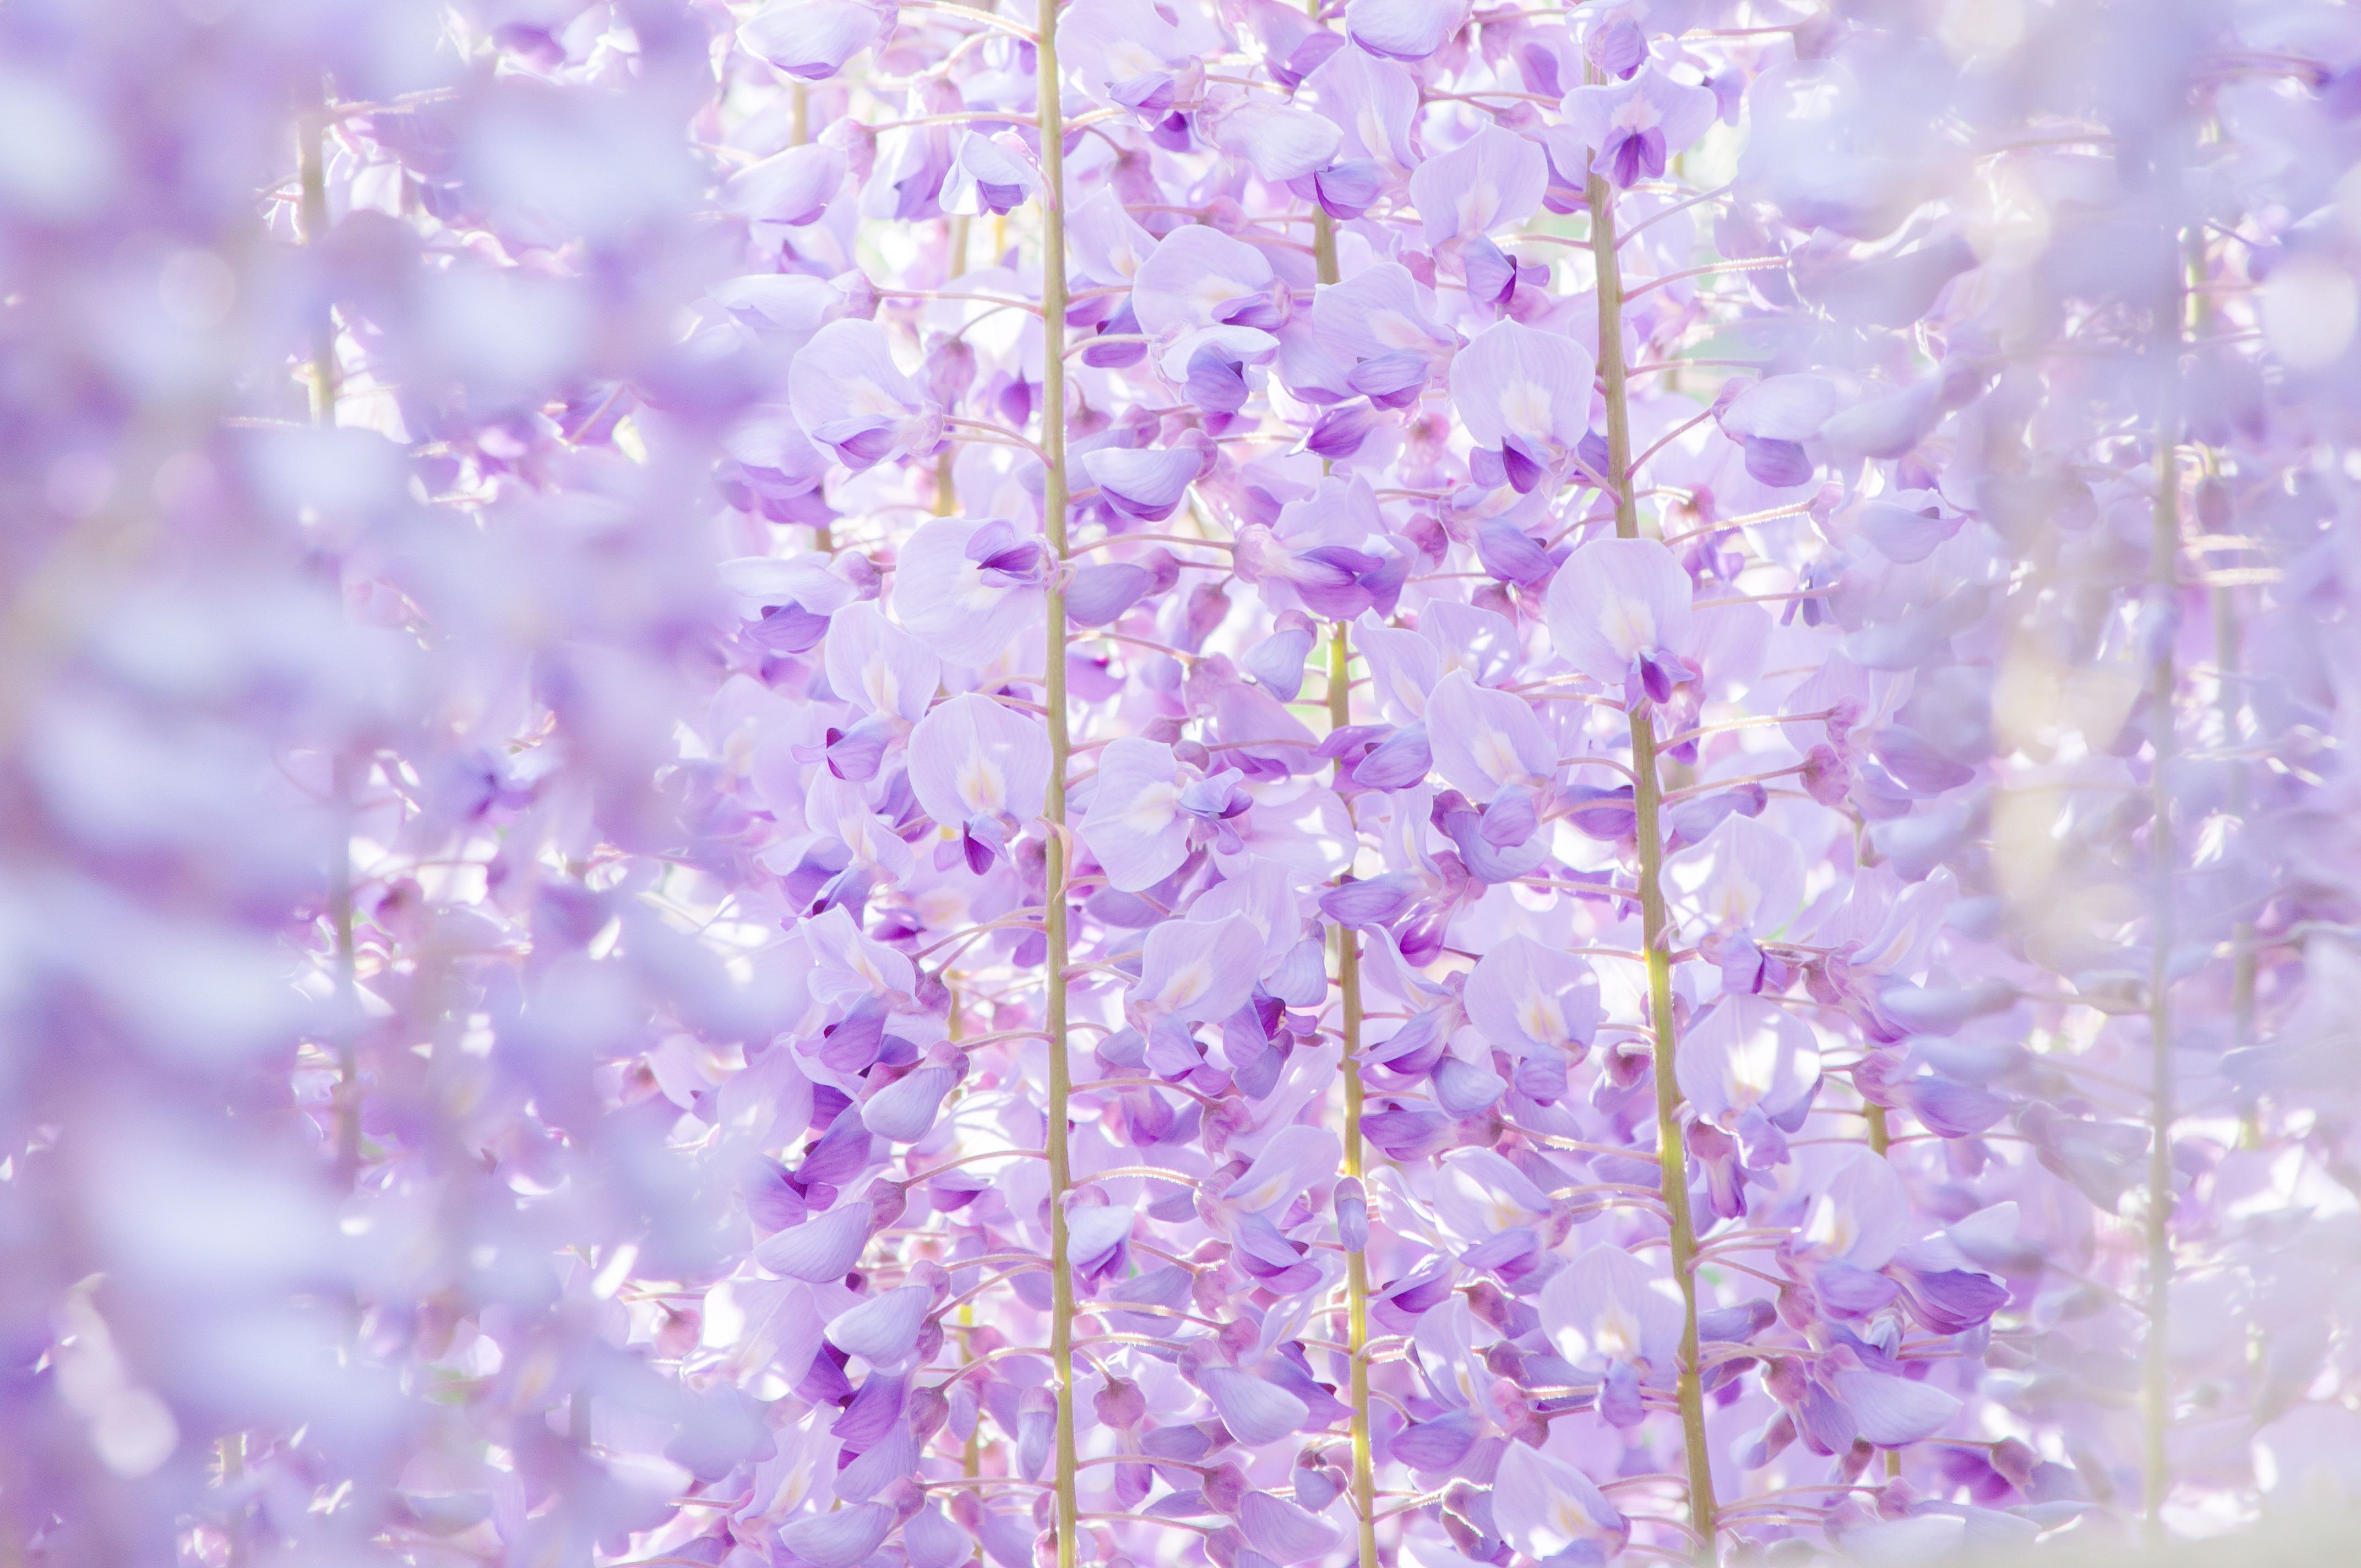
[755,1200,873,1281]
[1313,157,1385,217]
[1834,1368,1963,1445]
[1238,1492,1341,1563]
[1387,1409,1476,1469]
[1350,726,1432,791]
[1346,0,1472,61]
[1082,444,1203,521]
[1066,562,1155,626]
[1742,434,1814,488]
[1474,516,1553,585]
[824,1284,932,1363]
[780,1503,895,1567]
[1200,1365,1309,1444]
[861,1064,956,1142]
[739,0,887,81]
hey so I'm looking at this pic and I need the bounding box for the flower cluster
[3,0,2359,1565]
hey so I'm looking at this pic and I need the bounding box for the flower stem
[1307,145,1373,1568]
[1037,6,1079,1567]
[1864,1103,1900,1480]
[936,214,970,515]
[1328,620,1378,1568]
[1591,167,1719,1565]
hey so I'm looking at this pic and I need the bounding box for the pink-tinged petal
[1133,225,1280,339]
[1450,317,1595,451]
[1345,0,1471,61]
[1719,373,1839,440]
[904,1506,975,1568]
[755,1200,874,1281]
[1463,935,1600,1055]
[723,141,846,225]
[907,693,1051,827]
[739,0,888,81]
[890,516,1047,670]
[1832,1368,1963,1445]
[824,601,939,722]
[1490,1440,1625,1561]
[1238,1491,1342,1562]
[1666,812,1805,934]
[862,1064,957,1142]
[1410,124,1546,245]
[1226,1124,1343,1213]
[1424,669,1554,797]
[1210,100,1343,183]
[1677,993,1820,1122]
[1130,914,1264,1022]
[1542,536,1695,686]
[824,1283,932,1363]
[780,1502,895,1567]
[1802,1150,1910,1268]
[1200,1364,1310,1444]
[1541,1244,1686,1369]
[1077,737,1190,890]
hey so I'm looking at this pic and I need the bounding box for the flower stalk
[1328,620,1378,1568]
[1308,154,1376,1568]
[1591,167,1719,1564]
[1036,4,1080,1566]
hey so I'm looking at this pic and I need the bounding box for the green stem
[1037,8,1078,1568]
[1326,622,1377,1568]
[1307,139,1373,1568]
[1864,1105,1898,1479]
[936,214,971,516]
[1591,168,1719,1564]
[299,105,339,423]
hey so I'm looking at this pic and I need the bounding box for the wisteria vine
[3,0,2360,1565]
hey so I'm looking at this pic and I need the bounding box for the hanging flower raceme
[20,2,2343,1565]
